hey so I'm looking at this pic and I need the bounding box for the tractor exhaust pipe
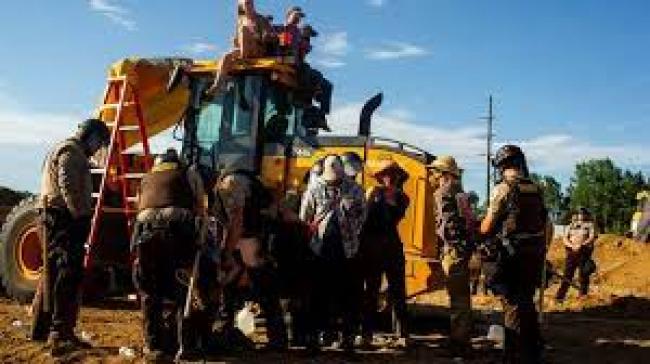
[358,92,383,137]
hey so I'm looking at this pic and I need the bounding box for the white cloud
[0,93,79,145]
[318,32,349,57]
[89,0,137,31]
[313,31,349,68]
[368,0,387,8]
[513,135,650,173]
[327,102,650,195]
[366,42,429,60]
[313,58,347,69]
[327,103,486,168]
[0,90,81,191]
[0,87,181,191]
[183,42,218,55]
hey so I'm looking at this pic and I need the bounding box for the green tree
[567,159,648,233]
[530,173,563,221]
[0,186,32,206]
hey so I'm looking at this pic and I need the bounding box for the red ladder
[85,76,153,268]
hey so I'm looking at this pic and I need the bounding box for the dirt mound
[548,234,650,297]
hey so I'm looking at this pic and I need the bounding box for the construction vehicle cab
[182,60,308,177]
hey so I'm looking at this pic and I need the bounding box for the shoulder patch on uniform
[152,162,180,173]
[518,183,540,194]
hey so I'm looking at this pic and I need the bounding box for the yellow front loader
[0,56,442,303]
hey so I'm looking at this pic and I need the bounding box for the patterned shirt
[300,178,366,259]
[564,221,597,251]
[434,181,475,253]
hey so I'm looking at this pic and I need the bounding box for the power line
[481,95,495,202]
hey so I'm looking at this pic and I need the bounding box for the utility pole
[486,95,494,201]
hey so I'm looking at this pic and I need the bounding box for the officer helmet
[429,155,462,177]
[77,118,110,146]
[341,152,363,178]
[492,144,530,178]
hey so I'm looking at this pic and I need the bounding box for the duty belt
[501,231,545,256]
[136,207,193,224]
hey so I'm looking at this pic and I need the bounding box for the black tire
[0,196,40,303]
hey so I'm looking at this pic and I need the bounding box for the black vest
[500,178,547,240]
[139,164,194,210]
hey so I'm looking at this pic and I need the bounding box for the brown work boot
[448,342,473,359]
[143,346,168,364]
[393,336,411,350]
[47,332,90,357]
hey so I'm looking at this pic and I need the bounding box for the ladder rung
[108,76,127,82]
[123,173,145,179]
[122,150,146,156]
[102,207,137,214]
[119,125,140,131]
[93,193,138,202]
[99,102,136,110]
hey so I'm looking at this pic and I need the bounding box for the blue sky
[0,0,648,200]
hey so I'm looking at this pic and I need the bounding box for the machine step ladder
[85,76,153,268]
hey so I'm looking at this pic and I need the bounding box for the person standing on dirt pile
[555,208,597,302]
[480,145,551,364]
[430,156,476,357]
[300,155,366,353]
[215,169,289,351]
[360,160,411,349]
[131,148,207,362]
[30,118,110,356]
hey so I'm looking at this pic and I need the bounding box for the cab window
[231,77,256,136]
[196,98,223,150]
[263,83,296,142]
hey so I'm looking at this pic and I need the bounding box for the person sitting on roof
[278,6,306,60]
[299,25,318,62]
[234,0,275,59]
[208,0,276,96]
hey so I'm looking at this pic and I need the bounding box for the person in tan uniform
[30,119,110,356]
[131,148,206,362]
[215,169,288,351]
[430,156,475,357]
[480,145,551,364]
[555,208,597,301]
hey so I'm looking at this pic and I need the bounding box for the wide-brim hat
[428,155,462,177]
[373,160,409,182]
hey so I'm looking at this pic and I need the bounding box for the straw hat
[428,155,462,177]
